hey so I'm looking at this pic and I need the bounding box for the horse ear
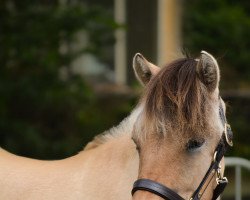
[196,51,220,92]
[133,53,160,86]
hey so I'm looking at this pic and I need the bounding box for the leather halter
[132,100,233,200]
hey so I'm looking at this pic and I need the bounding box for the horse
[0,51,233,200]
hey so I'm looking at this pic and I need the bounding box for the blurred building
[71,0,182,86]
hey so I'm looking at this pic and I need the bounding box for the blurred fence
[225,157,250,200]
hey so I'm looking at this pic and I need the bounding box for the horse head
[131,51,233,200]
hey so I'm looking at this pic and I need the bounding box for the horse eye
[186,139,205,152]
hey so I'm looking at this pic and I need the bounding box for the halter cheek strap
[191,137,228,200]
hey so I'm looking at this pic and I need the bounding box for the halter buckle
[216,176,228,185]
[216,165,222,180]
[216,165,228,186]
[213,177,228,200]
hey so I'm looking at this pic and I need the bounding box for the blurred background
[0,0,249,199]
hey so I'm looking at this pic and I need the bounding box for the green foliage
[183,0,250,89]
[226,97,250,160]
[183,0,250,159]
[0,0,124,159]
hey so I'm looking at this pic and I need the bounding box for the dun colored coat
[0,51,227,200]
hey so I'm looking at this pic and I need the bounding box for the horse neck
[74,134,137,199]
[78,106,142,176]
[73,108,141,199]
[83,105,143,151]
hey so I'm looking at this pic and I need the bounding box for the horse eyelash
[186,138,205,152]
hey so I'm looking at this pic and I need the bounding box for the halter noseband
[132,100,233,200]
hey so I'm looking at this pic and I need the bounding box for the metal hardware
[216,177,228,185]
[224,123,233,146]
[216,164,222,179]
[213,151,218,162]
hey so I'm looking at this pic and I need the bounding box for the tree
[183,0,250,89]
[0,0,120,159]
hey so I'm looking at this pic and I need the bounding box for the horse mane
[143,58,208,135]
[84,106,142,150]
[85,57,209,150]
